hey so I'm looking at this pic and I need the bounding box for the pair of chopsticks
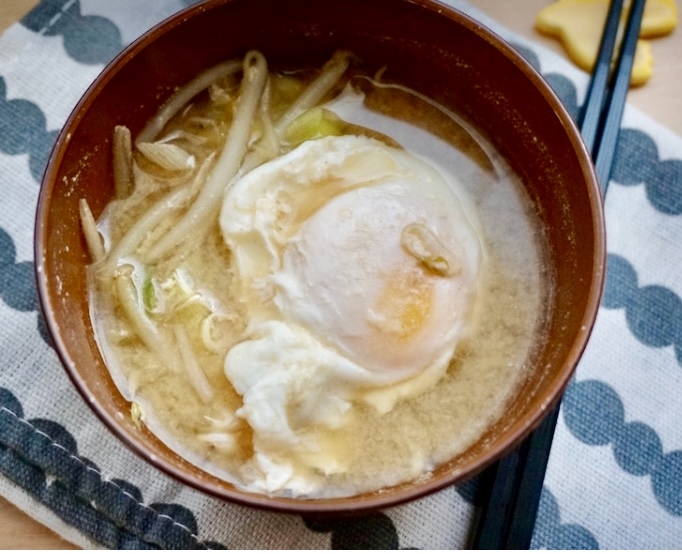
[471,0,646,549]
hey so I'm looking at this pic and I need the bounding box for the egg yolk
[367,265,434,342]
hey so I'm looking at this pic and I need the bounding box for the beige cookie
[536,0,678,86]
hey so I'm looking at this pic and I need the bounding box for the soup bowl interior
[35,0,605,512]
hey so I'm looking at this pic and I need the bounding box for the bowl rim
[34,0,606,513]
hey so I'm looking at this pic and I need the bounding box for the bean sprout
[79,199,105,262]
[136,59,242,144]
[143,51,269,265]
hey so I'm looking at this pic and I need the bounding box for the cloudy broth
[87,52,551,498]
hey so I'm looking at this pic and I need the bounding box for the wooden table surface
[0,0,680,549]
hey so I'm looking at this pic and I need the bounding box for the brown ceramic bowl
[35,0,605,513]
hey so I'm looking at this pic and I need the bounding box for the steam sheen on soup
[81,50,550,498]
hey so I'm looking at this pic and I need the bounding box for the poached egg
[219,134,484,495]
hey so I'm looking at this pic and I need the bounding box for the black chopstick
[579,0,626,154]
[471,0,646,548]
[590,0,646,191]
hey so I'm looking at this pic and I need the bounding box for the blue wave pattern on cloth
[603,253,682,365]
[563,379,682,517]
[0,387,227,549]
[0,228,51,345]
[0,229,37,312]
[0,77,59,182]
[613,128,682,215]
[21,0,123,65]
[531,487,600,549]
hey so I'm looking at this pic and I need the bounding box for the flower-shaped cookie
[536,0,678,85]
